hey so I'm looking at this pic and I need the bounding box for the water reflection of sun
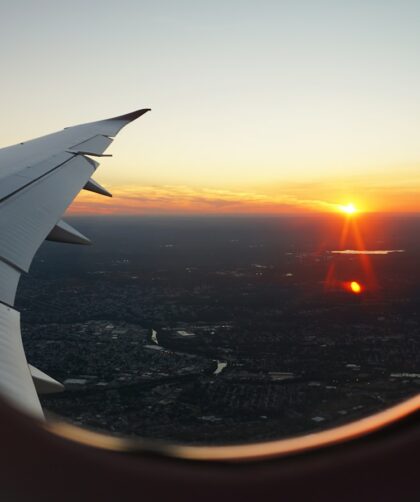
[325,203,378,294]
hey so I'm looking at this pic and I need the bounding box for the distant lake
[331,249,405,255]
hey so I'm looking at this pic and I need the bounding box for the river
[150,329,228,375]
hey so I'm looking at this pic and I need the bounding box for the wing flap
[0,304,43,417]
[0,152,74,202]
[0,262,20,306]
[0,155,95,272]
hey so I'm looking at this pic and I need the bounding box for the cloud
[67,183,341,216]
[67,173,420,216]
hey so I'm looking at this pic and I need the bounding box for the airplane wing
[0,109,150,418]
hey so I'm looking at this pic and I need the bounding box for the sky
[0,1,419,215]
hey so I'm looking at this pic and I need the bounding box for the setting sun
[339,203,357,215]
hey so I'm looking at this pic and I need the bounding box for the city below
[18,215,420,445]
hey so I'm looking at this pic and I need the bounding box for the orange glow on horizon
[66,185,349,216]
[65,181,420,217]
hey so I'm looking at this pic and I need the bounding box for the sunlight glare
[350,281,362,294]
[340,203,357,215]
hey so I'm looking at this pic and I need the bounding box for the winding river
[150,329,228,375]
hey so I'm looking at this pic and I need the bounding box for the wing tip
[110,108,152,123]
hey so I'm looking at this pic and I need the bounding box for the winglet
[66,108,152,136]
[109,108,152,123]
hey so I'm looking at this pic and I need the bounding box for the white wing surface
[0,109,151,418]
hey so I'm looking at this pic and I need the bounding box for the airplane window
[3,1,418,459]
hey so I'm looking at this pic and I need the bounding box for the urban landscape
[18,215,420,444]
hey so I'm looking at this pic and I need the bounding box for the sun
[339,203,357,215]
